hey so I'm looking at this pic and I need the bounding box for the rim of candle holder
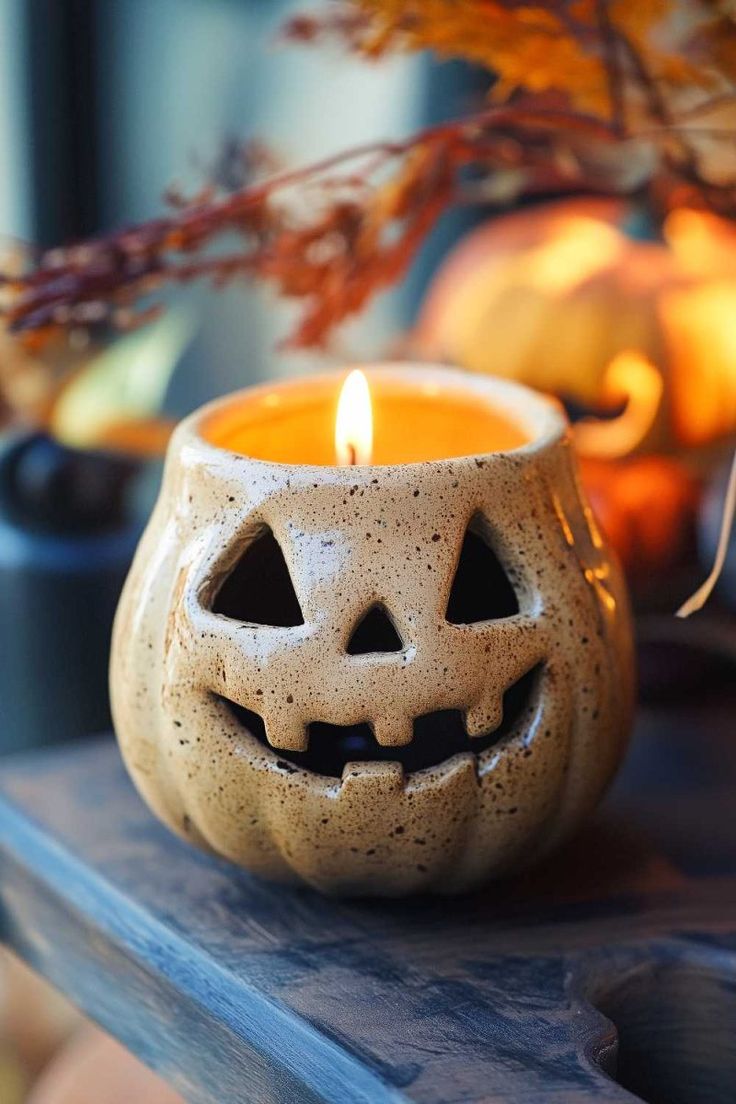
[186,363,568,474]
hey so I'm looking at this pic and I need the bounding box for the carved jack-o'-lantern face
[111,367,634,895]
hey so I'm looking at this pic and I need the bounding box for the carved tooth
[445,752,480,786]
[264,718,309,752]
[339,761,404,795]
[406,750,478,793]
[372,717,414,747]
[465,699,503,739]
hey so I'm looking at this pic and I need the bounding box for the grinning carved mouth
[217,663,543,778]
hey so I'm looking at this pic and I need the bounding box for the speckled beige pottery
[111,365,634,896]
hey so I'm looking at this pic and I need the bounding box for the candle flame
[335,369,373,465]
[574,350,664,459]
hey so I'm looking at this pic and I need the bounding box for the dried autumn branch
[3,0,736,349]
[0,106,623,348]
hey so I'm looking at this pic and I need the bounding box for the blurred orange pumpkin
[415,197,736,461]
[580,455,700,582]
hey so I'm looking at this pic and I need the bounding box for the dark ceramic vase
[0,432,148,753]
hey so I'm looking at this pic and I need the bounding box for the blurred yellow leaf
[51,311,193,452]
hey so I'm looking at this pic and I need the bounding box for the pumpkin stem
[677,449,736,617]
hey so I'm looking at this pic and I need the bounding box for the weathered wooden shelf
[0,687,735,1104]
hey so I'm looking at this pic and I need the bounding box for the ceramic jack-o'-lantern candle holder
[111,364,634,896]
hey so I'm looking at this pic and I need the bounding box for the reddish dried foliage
[5,0,736,348]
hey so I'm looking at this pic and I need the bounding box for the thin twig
[595,0,627,135]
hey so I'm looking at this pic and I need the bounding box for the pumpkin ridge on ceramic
[110,364,634,896]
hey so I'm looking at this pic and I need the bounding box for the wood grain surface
[0,686,735,1104]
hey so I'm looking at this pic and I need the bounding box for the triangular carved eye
[347,604,404,655]
[213,527,304,627]
[446,515,519,624]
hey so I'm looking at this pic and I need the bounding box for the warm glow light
[523,217,625,295]
[661,281,736,446]
[664,208,736,278]
[335,369,373,465]
[574,350,664,459]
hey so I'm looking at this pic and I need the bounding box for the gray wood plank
[1,688,735,1103]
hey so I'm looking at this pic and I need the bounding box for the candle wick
[348,443,356,466]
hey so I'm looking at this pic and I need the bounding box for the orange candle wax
[202,366,531,466]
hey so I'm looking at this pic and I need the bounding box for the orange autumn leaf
[323,0,612,112]
[292,1,736,119]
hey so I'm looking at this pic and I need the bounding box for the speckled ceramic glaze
[111,365,634,896]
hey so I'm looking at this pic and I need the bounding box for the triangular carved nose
[347,604,404,655]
